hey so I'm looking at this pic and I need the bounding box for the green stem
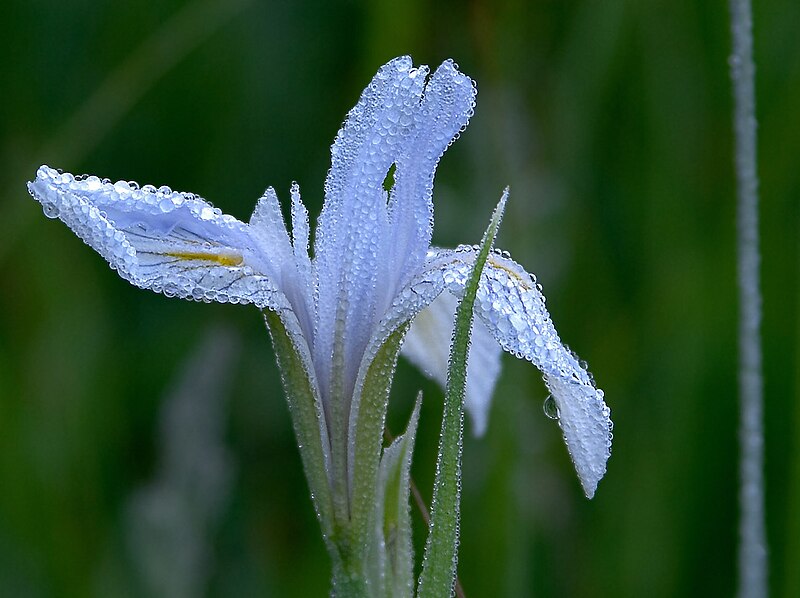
[348,327,408,557]
[330,542,372,597]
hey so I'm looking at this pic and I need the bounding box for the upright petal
[288,183,316,344]
[313,57,427,402]
[385,60,476,306]
[249,184,315,343]
[249,186,294,283]
[290,182,312,277]
[402,291,502,436]
[28,165,288,310]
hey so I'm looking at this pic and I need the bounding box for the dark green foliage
[1,0,798,596]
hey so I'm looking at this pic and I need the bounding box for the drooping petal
[313,56,428,402]
[385,60,476,306]
[370,245,611,498]
[28,165,289,310]
[402,291,502,436]
[441,247,611,498]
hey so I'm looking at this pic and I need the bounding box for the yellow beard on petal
[165,250,244,267]
[487,254,531,290]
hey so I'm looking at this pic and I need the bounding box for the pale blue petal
[371,245,611,498]
[288,183,316,345]
[290,182,312,274]
[249,186,294,283]
[386,60,476,305]
[28,165,288,310]
[438,247,611,498]
[364,247,457,370]
[249,184,320,349]
[313,56,427,402]
[402,291,502,436]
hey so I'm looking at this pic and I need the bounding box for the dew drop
[163,283,180,298]
[159,197,174,212]
[543,395,560,420]
[42,202,59,219]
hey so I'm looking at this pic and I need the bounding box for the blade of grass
[417,189,508,598]
[383,426,466,598]
[2,0,252,263]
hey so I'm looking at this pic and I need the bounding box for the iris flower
[28,56,611,586]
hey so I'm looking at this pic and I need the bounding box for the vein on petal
[27,166,289,310]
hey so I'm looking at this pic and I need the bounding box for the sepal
[371,394,422,598]
[263,310,335,541]
[28,166,287,309]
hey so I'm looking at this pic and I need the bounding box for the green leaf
[374,393,422,598]
[346,326,409,570]
[417,189,509,598]
[264,310,335,542]
[324,324,408,596]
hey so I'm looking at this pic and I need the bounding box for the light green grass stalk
[417,189,508,598]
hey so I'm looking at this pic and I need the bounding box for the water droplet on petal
[42,202,59,219]
[543,395,560,420]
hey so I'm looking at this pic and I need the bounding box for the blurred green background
[1,0,798,596]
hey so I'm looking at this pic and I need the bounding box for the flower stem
[330,541,372,598]
[729,0,768,596]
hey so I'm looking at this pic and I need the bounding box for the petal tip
[545,374,612,499]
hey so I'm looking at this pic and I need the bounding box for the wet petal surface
[28,165,287,309]
[376,245,612,498]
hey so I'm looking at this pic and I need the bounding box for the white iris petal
[402,291,502,436]
[28,57,611,499]
[27,166,287,310]
[408,246,612,498]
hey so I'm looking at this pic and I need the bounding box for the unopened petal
[402,291,502,435]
